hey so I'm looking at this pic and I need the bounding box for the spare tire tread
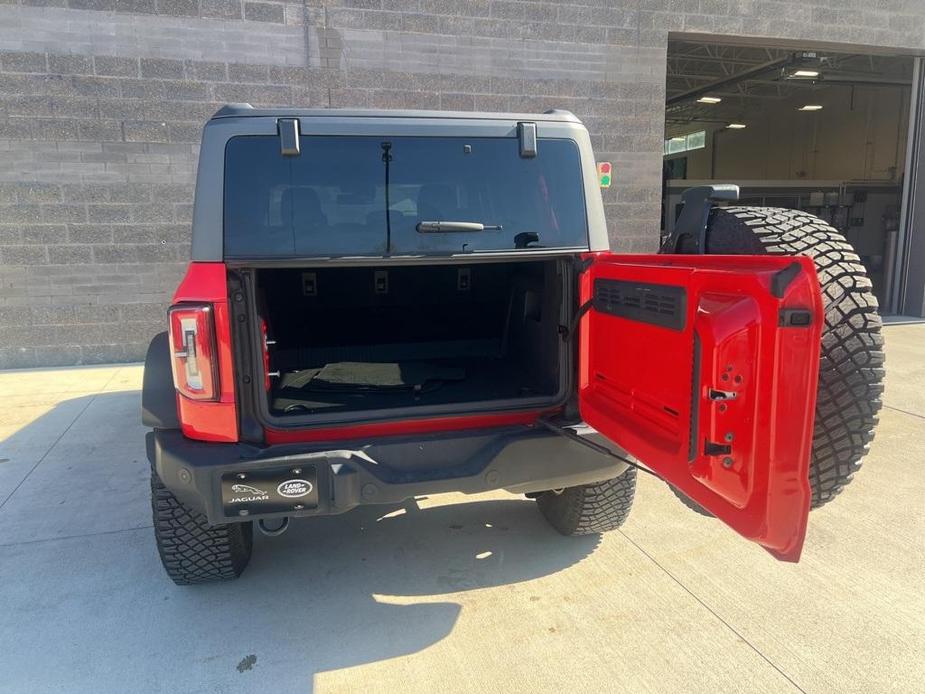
[704,206,884,508]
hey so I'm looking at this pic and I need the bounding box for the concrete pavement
[0,323,922,693]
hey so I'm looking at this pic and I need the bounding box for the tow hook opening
[257,517,290,537]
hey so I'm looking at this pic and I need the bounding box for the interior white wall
[667,84,910,183]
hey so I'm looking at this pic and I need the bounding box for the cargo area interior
[255,260,566,419]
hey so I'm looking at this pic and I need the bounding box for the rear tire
[151,470,253,585]
[684,206,885,508]
[536,468,637,535]
[669,485,711,516]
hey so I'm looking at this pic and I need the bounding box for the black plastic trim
[778,308,814,327]
[661,184,739,254]
[150,425,625,525]
[770,261,802,299]
[593,279,687,331]
[141,331,180,430]
[688,330,701,462]
[228,271,265,444]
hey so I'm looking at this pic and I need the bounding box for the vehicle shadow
[0,389,601,691]
[222,499,601,689]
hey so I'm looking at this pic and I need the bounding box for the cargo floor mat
[269,357,545,416]
[279,361,466,393]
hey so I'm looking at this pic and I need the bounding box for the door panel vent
[593,279,686,330]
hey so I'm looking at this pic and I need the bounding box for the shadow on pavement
[0,391,601,690]
[217,498,601,687]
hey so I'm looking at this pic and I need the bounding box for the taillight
[169,303,219,401]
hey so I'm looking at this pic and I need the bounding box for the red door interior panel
[580,253,823,561]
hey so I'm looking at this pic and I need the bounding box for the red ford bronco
[143,105,883,584]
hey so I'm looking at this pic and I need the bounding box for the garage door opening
[663,38,916,310]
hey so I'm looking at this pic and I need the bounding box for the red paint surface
[265,409,552,445]
[171,263,238,442]
[579,253,822,562]
[168,255,824,564]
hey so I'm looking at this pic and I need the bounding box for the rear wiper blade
[415,220,503,233]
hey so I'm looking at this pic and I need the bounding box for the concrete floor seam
[0,351,922,691]
[882,405,925,421]
[0,524,152,550]
[617,529,808,694]
[0,369,119,512]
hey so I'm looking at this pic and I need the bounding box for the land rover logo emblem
[277,479,313,498]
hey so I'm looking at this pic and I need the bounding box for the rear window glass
[223,135,588,257]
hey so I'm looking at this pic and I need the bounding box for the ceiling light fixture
[726,123,747,129]
[799,104,824,111]
[697,96,722,104]
[792,69,820,78]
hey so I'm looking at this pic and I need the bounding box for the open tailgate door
[579,254,823,561]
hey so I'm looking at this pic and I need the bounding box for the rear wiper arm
[416,220,503,233]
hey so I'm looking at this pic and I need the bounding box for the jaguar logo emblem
[229,483,269,503]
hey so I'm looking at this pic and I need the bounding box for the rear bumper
[148,424,627,525]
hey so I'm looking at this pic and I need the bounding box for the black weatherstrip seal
[688,330,701,462]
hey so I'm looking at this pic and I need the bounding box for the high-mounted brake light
[169,304,219,401]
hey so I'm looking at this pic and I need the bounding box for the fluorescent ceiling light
[726,123,747,129]
[799,104,824,111]
[697,96,722,104]
[792,69,820,78]
[670,136,686,141]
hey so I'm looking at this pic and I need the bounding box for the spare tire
[670,206,885,509]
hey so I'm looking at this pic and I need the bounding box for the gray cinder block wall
[1,0,924,368]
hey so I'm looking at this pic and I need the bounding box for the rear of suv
[143,105,883,584]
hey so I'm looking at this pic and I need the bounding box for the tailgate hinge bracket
[560,299,593,341]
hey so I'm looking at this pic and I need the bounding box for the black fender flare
[142,331,180,430]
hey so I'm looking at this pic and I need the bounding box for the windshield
[223,135,588,257]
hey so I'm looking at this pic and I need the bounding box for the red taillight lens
[169,303,219,401]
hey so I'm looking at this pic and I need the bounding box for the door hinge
[560,299,594,342]
[573,256,594,274]
[278,118,300,156]
[518,122,537,158]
